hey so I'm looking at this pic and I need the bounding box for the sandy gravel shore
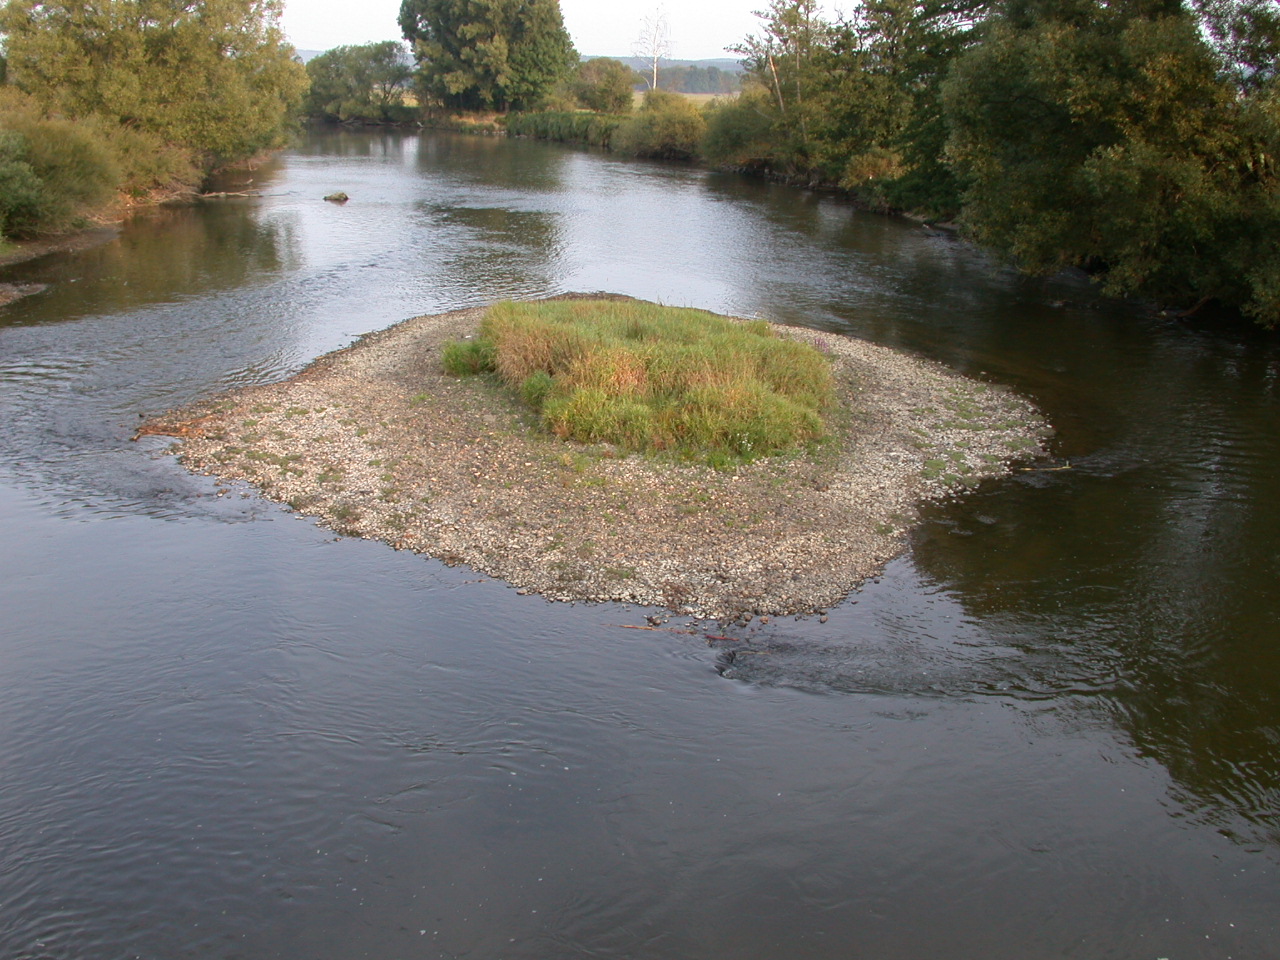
[145,296,1051,620]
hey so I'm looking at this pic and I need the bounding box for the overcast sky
[280,0,771,60]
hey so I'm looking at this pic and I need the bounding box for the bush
[0,132,48,238]
[701,90,782,171]
[613,90,707,160]
[570,58,638,114]
[443,299,834,464]
[0,92,122,238]
[506,110,626,148]
[82,119,198,198]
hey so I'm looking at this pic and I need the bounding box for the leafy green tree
[571,57,636,113]
[305,42,414,122]
[945,0,1280,324]
[398,0,577,112]
[0,0,308,165]
[826,0,982,214]
[728,0,831,175]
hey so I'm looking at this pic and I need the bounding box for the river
[1,128,1276,959]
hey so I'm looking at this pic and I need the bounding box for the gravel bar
[144,296,1052,621]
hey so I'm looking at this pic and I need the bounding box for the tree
[305,42,414,122]
[571,58,638,113]
[815,0,982,213]
[0,0,308,166]
[944,0,1280,324]
[729,0,829,172]
[633,8,672,90]
[398,0,577,112]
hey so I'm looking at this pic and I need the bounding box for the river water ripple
[0,129,1276,959]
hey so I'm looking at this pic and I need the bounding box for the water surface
[1,129,1276,959]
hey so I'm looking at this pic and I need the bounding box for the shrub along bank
[0,0,306,242]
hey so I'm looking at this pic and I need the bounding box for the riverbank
[0,226,121,271]
[143,296,1050,621]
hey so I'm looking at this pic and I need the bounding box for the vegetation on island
[0,0,307,241]
[441,300,835,466]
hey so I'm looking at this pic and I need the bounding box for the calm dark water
[1,129,1277,959]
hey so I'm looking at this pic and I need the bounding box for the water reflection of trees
[908,337,1280,847]
[1,204,297,326]
[418,205,563,304]
[292,127,413,160]
[414,131,569,193]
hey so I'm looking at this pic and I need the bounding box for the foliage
[505,110,625,148]
[944,0,1280,324]
[398,0,577,112]
[706,0,974,209]
[305,42,415,123]
[0,0,308,166]
[657,64,740,94]
[697,0,1280,324]
[0,90,121,237]
[443,299,834,463]
[570,58,637,114]
[701,88,785,171]
[728,0,830,176]
[0,132,47,238]
[612,90,707,160]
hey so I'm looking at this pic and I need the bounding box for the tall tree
[632,8,672,90]
[729,0,830,170]
[0,0,308,165]
[305,42,414,122]
[398,0,577,112]
[945,0,1280,324]
[818,0,984,213]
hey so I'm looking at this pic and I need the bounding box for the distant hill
[294,49,323,63]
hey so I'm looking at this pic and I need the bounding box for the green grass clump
[442,338,497,375]
[441,299,835,463]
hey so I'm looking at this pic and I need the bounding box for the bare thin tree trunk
[767,53,786,115]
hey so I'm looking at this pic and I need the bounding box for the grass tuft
[441,300,835,464]
[442,338,497,376]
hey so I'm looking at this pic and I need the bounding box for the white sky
[280,0,769,60]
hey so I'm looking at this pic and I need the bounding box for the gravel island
[145,296,1051,620]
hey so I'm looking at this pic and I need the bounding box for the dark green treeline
[700,0,1280,326]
